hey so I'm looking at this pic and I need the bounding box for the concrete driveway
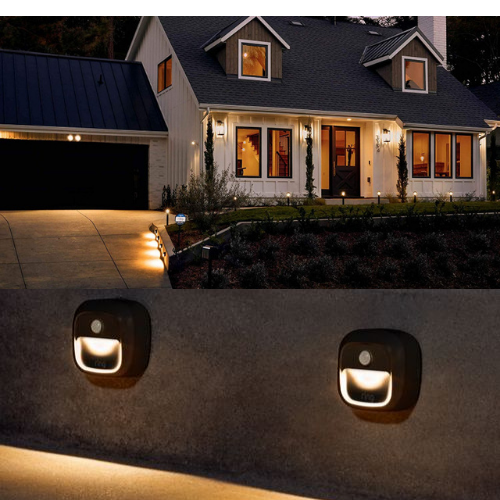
[0,210,170,289]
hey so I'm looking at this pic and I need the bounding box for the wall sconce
[382,129,391,143]
[73,299,151,378]
[338,329,421,411]
[303,124,313,141]
[216,120,225,137]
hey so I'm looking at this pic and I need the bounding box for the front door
[321,126,360,197]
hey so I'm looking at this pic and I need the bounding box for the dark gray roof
[470,81,500,117]
[158,16,496,130]
[201,16,247,49]
[0,49,167,132]
[360,26,443,64]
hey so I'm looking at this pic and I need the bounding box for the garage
[0,139,149,210]
[0,50,168,210]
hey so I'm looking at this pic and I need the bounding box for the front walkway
[0,210,170,289]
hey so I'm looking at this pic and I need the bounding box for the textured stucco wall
[0,290,499,500]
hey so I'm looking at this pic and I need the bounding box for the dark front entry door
[321,126,360,197]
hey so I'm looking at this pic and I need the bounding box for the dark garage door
[0,139,149,209]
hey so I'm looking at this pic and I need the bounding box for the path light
[338,329,421,411]
[449,191,453,203]
[413,191,417,204]
[67,134,74,141]
[233,196,238,211]
[286,192,291,206]
[493,190,496,202]
[166,208,170,227]
[202,245,219,289]
[341,191,346,205]
[382,129,391,143]
[73,299,151,378]
[377,191,381,205]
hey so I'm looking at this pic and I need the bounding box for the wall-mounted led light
[216,120,225,137]
[73,299,151,378]
[382,129,391,143]
[338,329,421,411]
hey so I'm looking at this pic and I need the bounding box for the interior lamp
[338,329,421,411]
[382,129,391,143]
[73,299,151,378]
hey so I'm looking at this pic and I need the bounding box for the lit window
[268,129,291,178]
[412,132,430,177]
[456,135,473,178]
[236,127,261,177]
[404,58,426,92]
[240,42,268,79]
[435,133,452,178]
[158,57,172,93]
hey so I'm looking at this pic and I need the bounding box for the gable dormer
[360,27,444,94]
[202,16,290,81]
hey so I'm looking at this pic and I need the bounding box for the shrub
[240,262,268,289]
[278,258,309,288]
[245,221,265,242]
[201,269,228,289]
[176,165,250,231]
[324,233,349,256]
[434,253,457,278]
[343,257,373,286]
[352,231,379,256]
[404,254,431,284]
[464,254,493,276]
[257,238,281,260]
[466,231,490,252]
[306,256,337,283]
[385,193,400,204]
[377,259,399,281]
[289,231,320,256]
[418,232,447,253]
[386,235,412,258]
[226,231,254,266]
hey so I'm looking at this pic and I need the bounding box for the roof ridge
[363,26,416,50]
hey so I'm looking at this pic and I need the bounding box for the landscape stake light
[234,196,237,211]
[166,208,170,226]
[493,190,496,202]
[338,329,421,411]
[202,245,218,289]
[73,299,151,377]
[449,191,453,203]
[413,191,417,203]
[377,191,381,205]
[286,192,291,206]
[341,191,346,205]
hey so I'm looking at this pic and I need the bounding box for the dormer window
[403,57,428,93]
[238,40,271,81]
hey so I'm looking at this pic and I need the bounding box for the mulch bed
[169,227,500,289]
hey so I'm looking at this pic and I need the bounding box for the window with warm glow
[434,133,452,178]
[404,59,426,92]
[412,132,430,177]
[236,127,261,177]
[158,56,172,93]
[456,135,473,178]
[241,42,268,79]
[268,129,291,177]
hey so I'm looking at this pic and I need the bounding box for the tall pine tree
[304,124,315,199]
[396,134,408,203]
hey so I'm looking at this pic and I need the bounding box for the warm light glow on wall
[74,337,122,374]
[339,368,392,408]
[382,129,391,143]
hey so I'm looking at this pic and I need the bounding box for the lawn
[168,204,500,289]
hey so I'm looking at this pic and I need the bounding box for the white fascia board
[363,31,444,68]
[403,122,490,133]
[199,103,397,121]
[126,16,151,61]
[0,124,168,138]
[204,15,290,52]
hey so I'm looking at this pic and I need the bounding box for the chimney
[418,16,447,66]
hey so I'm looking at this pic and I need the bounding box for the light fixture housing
[382,129,391,143]
[73,299,151,378]
[216,120,225,137]
[67,134,74,141]
[338,329,421,411]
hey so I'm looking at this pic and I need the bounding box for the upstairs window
[158,56,172,93]
[239,40,270,81]
[403,57,427,93]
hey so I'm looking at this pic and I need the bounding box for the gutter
[0,124,168,139]
[401,122,492,133]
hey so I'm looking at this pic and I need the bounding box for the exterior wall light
[216,120,225,137]
[338,329,421,411]
[303,124,313,141]
[75,135,81,142]
[382,129,391,143]
[67,134,74,141]
[73,299,151,377]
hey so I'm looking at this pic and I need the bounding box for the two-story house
[127,16,499,202]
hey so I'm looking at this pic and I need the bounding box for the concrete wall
[0,290,499,500]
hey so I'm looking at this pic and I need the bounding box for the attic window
[158,56,172,93]
[403,57,428,93]
[290,21,305,26]
[238,40,271,81]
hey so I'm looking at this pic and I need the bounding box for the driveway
[0,210,170,289]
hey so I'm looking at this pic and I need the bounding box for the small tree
[204,116,214,177]
[488,133,498,198]
[396,134,408,203]
[305,124,316,199]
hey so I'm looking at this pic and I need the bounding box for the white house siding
[0,130,167,209]
[407,131,484,199]
[130,17,200,190]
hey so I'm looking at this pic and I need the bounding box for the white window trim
[238,39,271,82]
[402,56,428,94]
